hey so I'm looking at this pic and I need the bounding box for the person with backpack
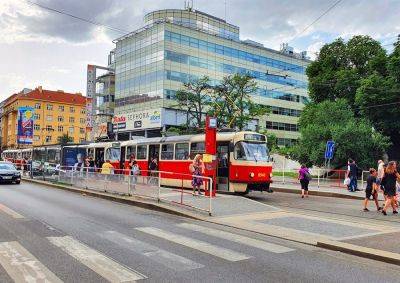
[298,164,311,198]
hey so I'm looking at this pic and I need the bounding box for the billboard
[113,109,162,131]
[17,107,34,144]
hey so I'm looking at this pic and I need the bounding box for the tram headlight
[249,172,255,178]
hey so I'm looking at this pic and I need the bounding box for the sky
[0,0,399,101]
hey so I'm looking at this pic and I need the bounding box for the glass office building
[114,8,310,144]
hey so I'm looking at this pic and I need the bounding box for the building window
[265,121,298,132]
[46,125,53,131]
[58,105,64,111]
[46,115,53,121]
[47,104,53,110]
[45,136,52,143]
[33,114,40,120]
[58,116,64,122]
[34,124,40,131]
[80,118,85,124]
[69,117,75,123]
[81,109,85,114]
[69,127,74,134]
[34,103,41,109]
[58,125,63,132]
[34,135,40,141]
[70,107,75,113]
[79,128,85,134]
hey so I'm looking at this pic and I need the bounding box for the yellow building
[1,87,90,148]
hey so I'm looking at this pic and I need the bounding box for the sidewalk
[271,181,385,201]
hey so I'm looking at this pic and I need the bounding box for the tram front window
[234,142,269,162]
[105,148,121,161]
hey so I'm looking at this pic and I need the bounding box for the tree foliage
[304,35,400,163]
[57,134,73,145]
[174,76,211,129]
[209,74,269,130]
[292,100,390,169]
[175,74,269,132]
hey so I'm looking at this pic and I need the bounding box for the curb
[22,178,204,221]
[317,240,400,266]
[271,186,365,200]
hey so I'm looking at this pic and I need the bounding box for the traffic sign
[325,141,335,159]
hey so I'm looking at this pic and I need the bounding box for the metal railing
[56,166,214,216]
[272,168,368,191]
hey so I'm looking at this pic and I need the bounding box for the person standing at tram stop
[190,154,205,196]
[101,160,114,175]
[363,168,382,212]
[381,161,400,215]
[298,164,311,198]
[346,159,359,192]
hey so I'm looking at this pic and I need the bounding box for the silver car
[0,162,21,184]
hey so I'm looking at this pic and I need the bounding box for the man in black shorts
[363,168,382,212]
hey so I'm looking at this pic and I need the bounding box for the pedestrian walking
[86,156,96,173]
[363,168,382,212]
[346,159,359,192]
[381,161,400,215]
[128,154,136,175]
[190,154,204,196]
[148,156,158,185]
[298,164,311,198]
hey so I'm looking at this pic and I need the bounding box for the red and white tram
[119,131,272,194]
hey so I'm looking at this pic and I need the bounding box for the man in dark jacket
[347,159,359,192]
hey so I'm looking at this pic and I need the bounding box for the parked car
[0,161,21,184]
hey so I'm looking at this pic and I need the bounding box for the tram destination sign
[113,109,162,131]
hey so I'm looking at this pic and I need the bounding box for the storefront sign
[113,109,162,131]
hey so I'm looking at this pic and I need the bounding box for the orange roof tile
[5,88,87,106]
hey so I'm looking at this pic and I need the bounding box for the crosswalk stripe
[178,223,295,253]
[135,227,250,262]
[100,231,204,271]
[47,236,146,282]
[0,241,62,283]
[0,203,24,219]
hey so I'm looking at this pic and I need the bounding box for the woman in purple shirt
[298,164,310,198]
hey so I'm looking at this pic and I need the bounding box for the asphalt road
[0,182,400,283]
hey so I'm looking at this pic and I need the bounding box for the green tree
[57,134,73,145]
[174,76,211,130]
[307,36,387,107]
[292,99,390,169]
[355,40,400,158]
[210,74,269,130]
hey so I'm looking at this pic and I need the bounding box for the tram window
[105,147,121,161]
[88,148,94,158]
[234,142,246,160]
[175,143,189,160]
[126,146,136,159]
[137,145,147,160]
[190,142,205,159]
[161,144,174,160]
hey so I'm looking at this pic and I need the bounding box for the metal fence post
[157,171,161,203]
[282,157,286,184]
[209,177,212,216]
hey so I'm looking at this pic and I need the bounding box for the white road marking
[100,231,204,271]
[47,236,146,282]
[0,203,24,219]
[0,241,62,283]
[135,227,250,262]
[178,223,294,253]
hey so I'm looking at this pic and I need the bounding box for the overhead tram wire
[24,0,129,35]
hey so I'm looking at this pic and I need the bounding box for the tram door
[217,143,229,191]
[148,144,160,162]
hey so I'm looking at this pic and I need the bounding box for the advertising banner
[17,107,34,144]
[113,109,162,131]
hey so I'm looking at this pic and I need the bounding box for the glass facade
[114,8,310,142]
